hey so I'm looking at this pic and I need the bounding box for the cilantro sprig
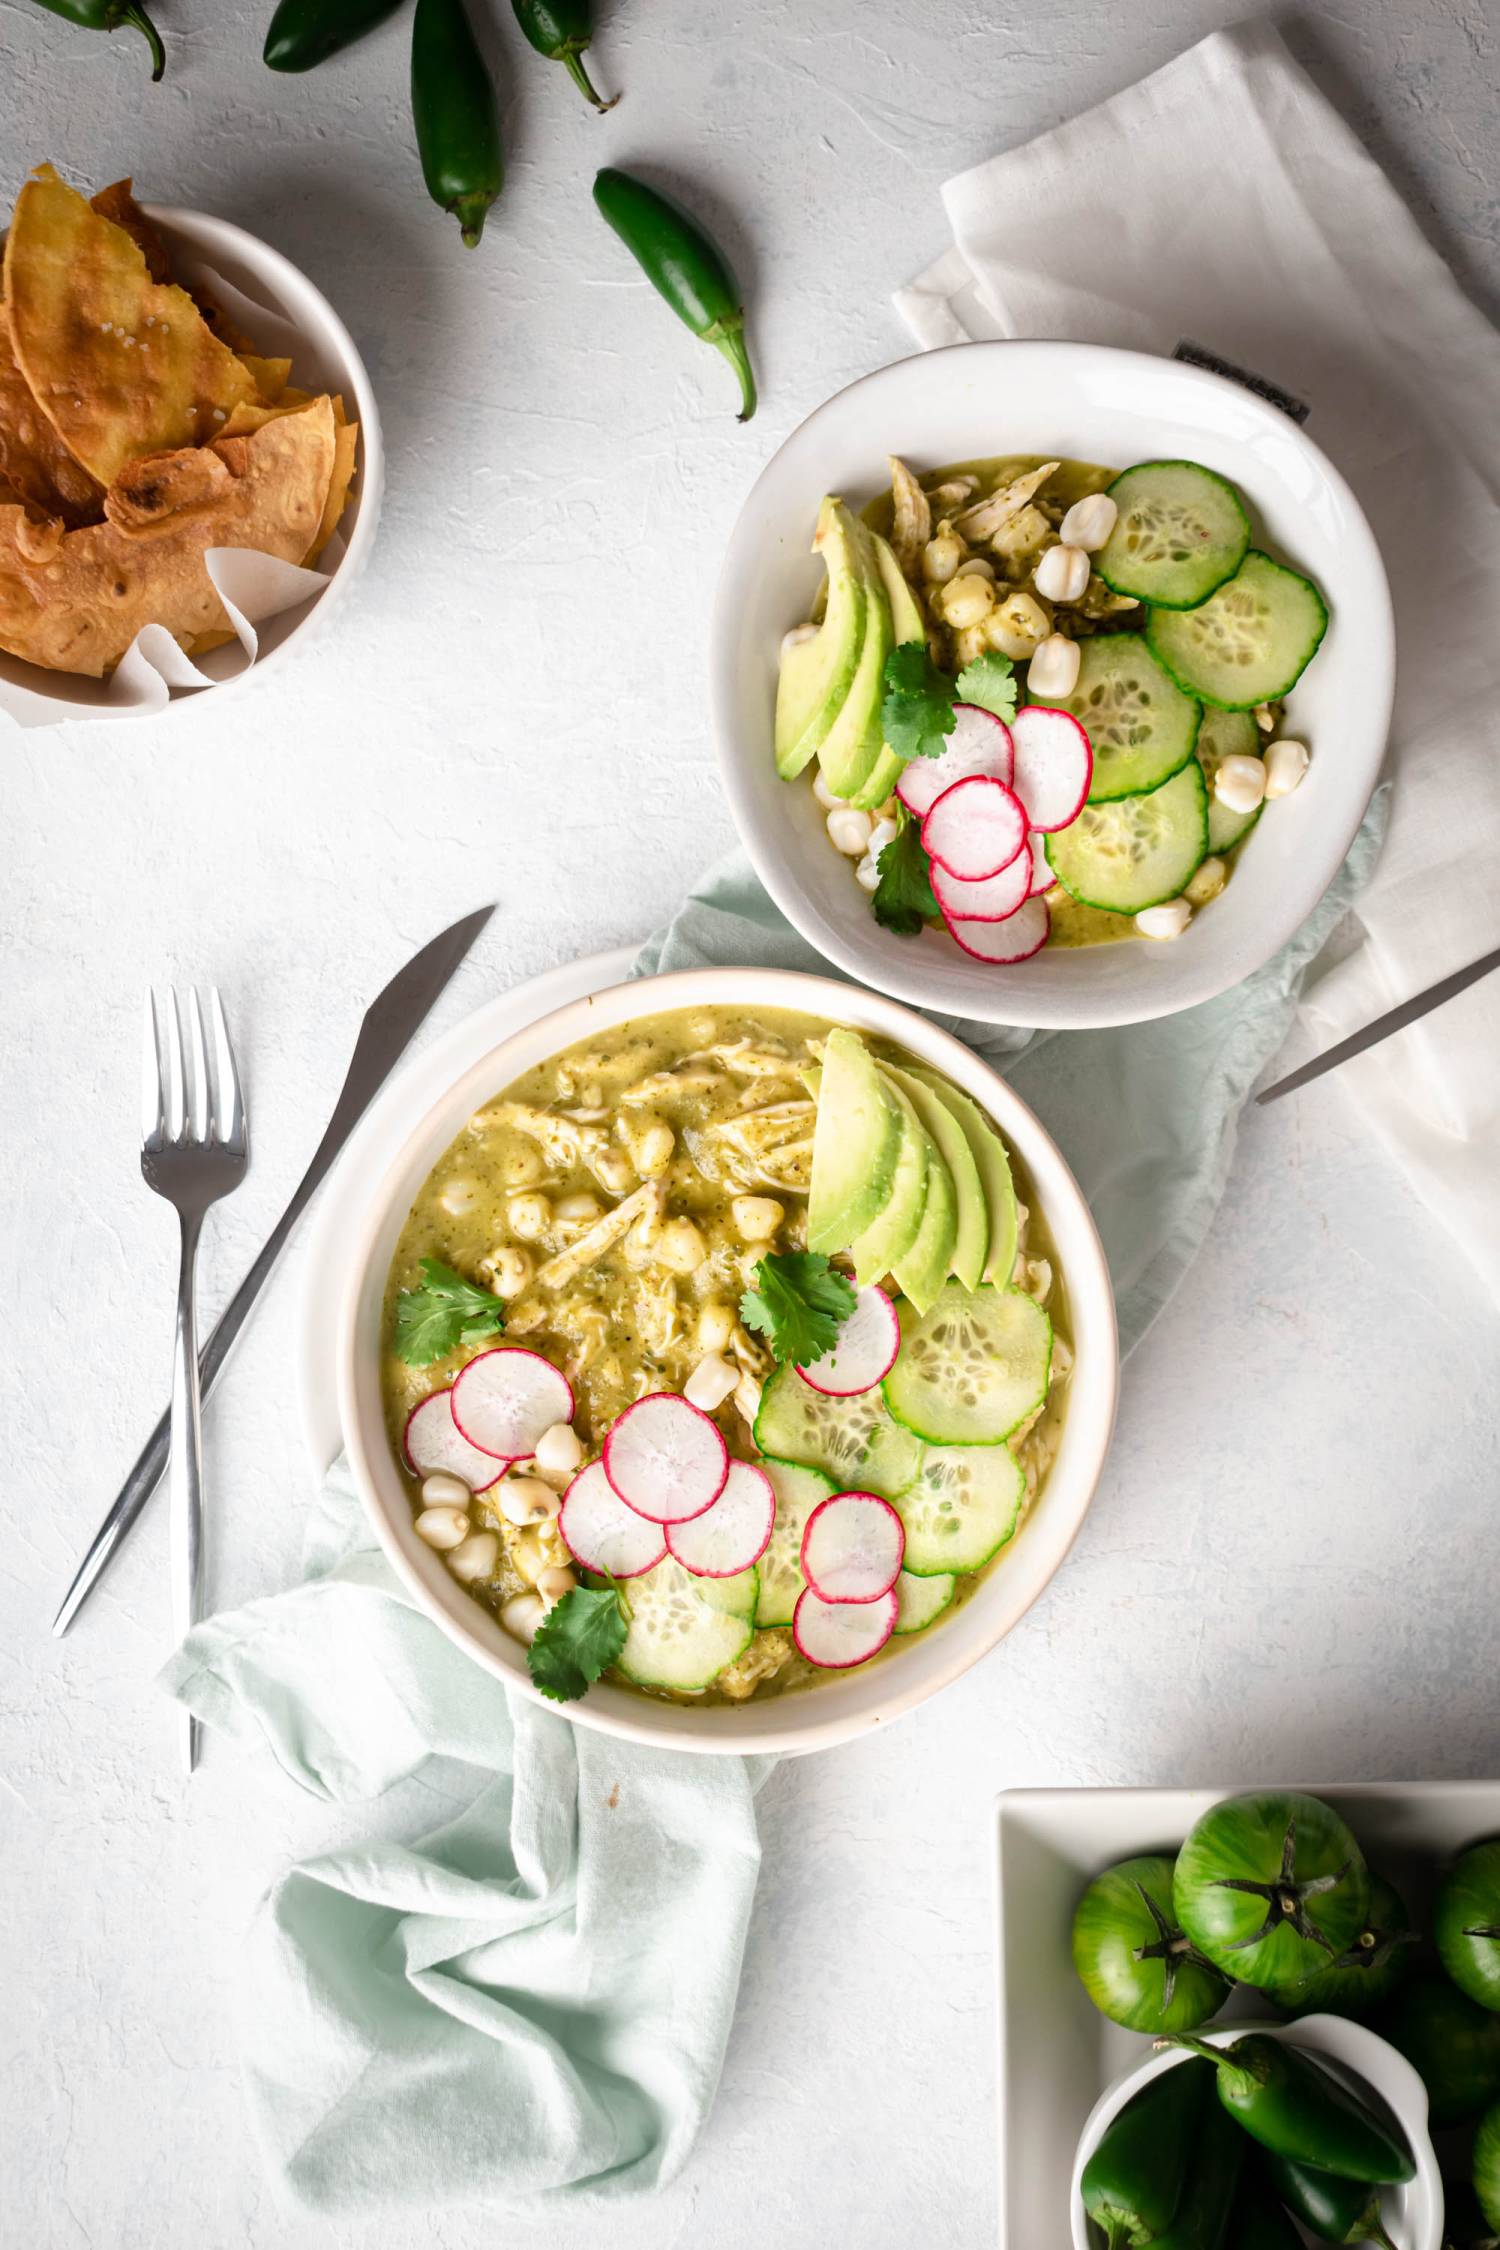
[871,816,939,937]
[955,650,1018,725]
[881,640,957,763]
[740,1251,857,1367]
[882,641,1020,764]
[527,1582,630,1703]
[393,1256,507,1367]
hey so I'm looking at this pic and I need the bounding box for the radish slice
[931,846,1034,926]
[1008,705,1093,832]
[666,1460,776,1577]
[921,775,1026,881]
[800,1490,905,1604]
[402,1390,504,1491]
[559,1461,667,1578]
[1026,831,1054,897]
[895,703,1014,818]
[451,1348,575,1461]
[945,893,1051,963]
[603,1392,729,1524]
[796,1285,900,1397]
[793,1584,899,1669]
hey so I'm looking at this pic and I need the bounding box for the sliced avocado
[775,498,870,779]
[906,1064,1018,1285]
[815,515,893,802]
[847,1072,931,1284]
[881,1060,987,1292]
[807,1029,903,1253]
[847,532,926,812]
[890,1111,957,1315]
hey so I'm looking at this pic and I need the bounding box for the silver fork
[141,988,248,1775]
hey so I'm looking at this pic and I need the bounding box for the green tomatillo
[1174,1791,1370,1991]
[1072,1854,1230,2035]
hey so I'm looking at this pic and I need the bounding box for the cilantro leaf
[954,650,1018,726]
[392,1256,507,1367]
[881,639,958,763]
[740,1251,857,1367]
[871,818,939,937]
[527,1584,629,1702]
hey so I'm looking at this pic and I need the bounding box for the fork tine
[164,987,186,1142]
[208,987,245,1153]
[141,990,166,1148]
[185,989,211,1145]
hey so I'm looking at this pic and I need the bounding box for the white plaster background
[1,0,1497,2242]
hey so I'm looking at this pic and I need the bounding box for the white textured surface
[1,1,1496,2243]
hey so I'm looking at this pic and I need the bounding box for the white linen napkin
[894,18,1500,1304]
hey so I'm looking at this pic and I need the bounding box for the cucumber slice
[754,1363,923,1497]
[1033,632,1201,802]
[1196,706,1264,854]
[754,1458,835,1626]
[616,1558,758,1691]
[1147,551,1328,710]
[894,1443,1026,1574]
[1097,461,1250,609]
[884,1282,1052,1447]
[893,1568,956,1632]
[1045,761,1208,914]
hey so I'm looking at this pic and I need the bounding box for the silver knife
[52,904,496,1637]
[1257,941,1500,1107]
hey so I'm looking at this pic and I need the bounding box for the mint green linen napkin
[162,811,1380,2215]
[163,1459,766,2215]
[634,827,1386,1356]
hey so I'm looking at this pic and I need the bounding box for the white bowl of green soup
[337,967,1118,1755]
[712,342,1393,1029]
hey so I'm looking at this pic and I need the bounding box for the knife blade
[1256,941,1500,1107]
[52,904,496,1637]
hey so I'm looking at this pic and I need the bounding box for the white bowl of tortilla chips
[0,164,381,724]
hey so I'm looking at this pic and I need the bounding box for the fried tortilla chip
[4,163,261,490]
[212,387,357,562]
[240,355,293,402]
[0,318,103,525]
[88,178,172,283]
[0,395,335,676]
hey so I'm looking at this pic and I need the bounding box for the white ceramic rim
[710,339,1395,1030]
[0,201,383,723]
[1068,2015,1442,2250]
[335,964,1120,1757]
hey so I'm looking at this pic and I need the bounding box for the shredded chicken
[716,1630,794,1702]
[535,1179,665,1292]
[955,460,1060,542]
[887,454,931,578]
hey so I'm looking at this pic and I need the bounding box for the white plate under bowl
[334,964,1120,1758]
[712,341,1393,1029]
[993,1781,1500,2246]
[0,202,383,724]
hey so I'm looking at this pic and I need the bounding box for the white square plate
[993,1781,1500,2244]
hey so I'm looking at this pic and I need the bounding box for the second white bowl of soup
[712,341,1392,1029]
[337,967,1118,1755]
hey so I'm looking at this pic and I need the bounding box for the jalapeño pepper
[1164,2036,1414,2185]
[1081,2059,1213,2249]
[1224,2167,1304,2250]
[1260,2154,1397,2248]
[593,167,756,422]
[510,0,616,109]
[264,0,406,71]
[28,0,164,79]
[411,0,503,246]
[1152,2092,1246,2250]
